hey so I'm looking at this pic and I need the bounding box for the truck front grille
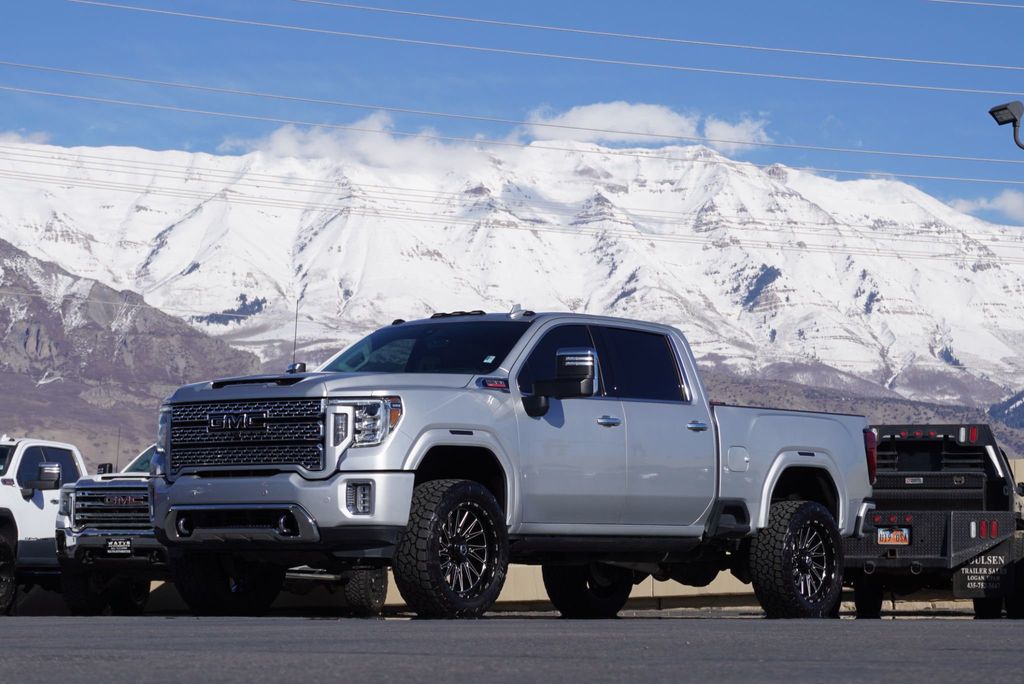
[169,398,325,473]
[73,486,151,530]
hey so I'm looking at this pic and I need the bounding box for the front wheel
[0,534,16,615]
[342,568,388,617]
[393,479,509,618]
[108,579,151,616]
[749,500,843,618]
[542,564,634,618]
[61,570,109,616]
[973,596,1003,619]
[172,554,284,616]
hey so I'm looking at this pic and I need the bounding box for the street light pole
[989,101,1024,150]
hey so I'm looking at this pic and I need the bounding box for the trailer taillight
[864,429,877,486]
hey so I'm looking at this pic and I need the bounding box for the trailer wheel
[0,534,15,616]
[542,564,634,619]
[973,596,1003,619]
[853,576,884,619]
[749,500,843,618]
[1006,561,1024,619]
[393,479,509,618]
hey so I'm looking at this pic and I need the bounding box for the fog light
[346,482,373,515]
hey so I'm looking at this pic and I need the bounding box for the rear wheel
[542,564,634,619]
[973,596,1003,619]
[0,534,15,616]
[749,500,843,618]
[108,579,151,616]
[61,569,109,616]
[853,576,884,619]
[342,568,388,617]
[393,479,509,618]
[172,554,284,616]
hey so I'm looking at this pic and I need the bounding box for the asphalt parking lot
[2,611,1022,684]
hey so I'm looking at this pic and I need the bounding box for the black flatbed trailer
[842,424,1024,618]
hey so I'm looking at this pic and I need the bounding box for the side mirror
[97,463,115,475]
[23,462,61,497]
[522,347,598,418]
[1017,482,1024,497]
[286,362,307,374]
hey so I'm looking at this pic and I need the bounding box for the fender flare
[755,452,847,533]
[402,428,520,527]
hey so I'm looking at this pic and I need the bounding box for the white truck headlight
[327,397,402,448]
[58,490,74,517]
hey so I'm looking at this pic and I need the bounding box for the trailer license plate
[877,527,910,545]
[105,538,132,555]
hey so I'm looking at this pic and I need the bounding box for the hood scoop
[210,374,315,389]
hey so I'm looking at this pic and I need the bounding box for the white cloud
[0,130,51,144]
[702,116,772,154]
[949,190,1024,224]
[526,101,701,144]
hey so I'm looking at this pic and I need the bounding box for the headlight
[149,448,168,477]
[327,396,402,448]
[156,405,171,455]
[58,490,73,517]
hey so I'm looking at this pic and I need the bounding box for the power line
[926,0,1024,7]
[292,0,1024,72]
[3,147,1022,254]
[66,0,1024,98]
[4,165,1024,266]
[5,59,1024,167]
[4,82,1024,187]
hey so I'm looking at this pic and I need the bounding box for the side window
[592,327,685,402]
[516,325,595,394]
[44,447,81,483]
[15,446,45,486]
[125,446,155,473]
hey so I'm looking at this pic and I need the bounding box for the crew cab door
[514,324,626,526]
[592,326,716,528]
[10,445,82,565]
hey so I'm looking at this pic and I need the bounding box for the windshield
[0,445,11,476]
[322,321,531,375]
[123,445,156,473]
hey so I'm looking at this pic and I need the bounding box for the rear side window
[516,325,596,394]
[44,447,81,483]
[593,327,685,402]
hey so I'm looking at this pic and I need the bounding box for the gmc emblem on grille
[103,495,144,506]
[208,412,269,432]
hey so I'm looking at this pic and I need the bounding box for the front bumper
[56,521,169,576]
[151,471,413,559]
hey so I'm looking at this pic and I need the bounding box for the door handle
[686,421,709,432]
[596,415,622,427]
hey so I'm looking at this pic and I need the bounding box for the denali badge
[208,412,268,432]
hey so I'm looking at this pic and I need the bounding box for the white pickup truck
[151,310,876,618]
[0,435,87,613]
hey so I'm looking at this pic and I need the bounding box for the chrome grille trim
[169,398,326,473]
[73,486,151,530]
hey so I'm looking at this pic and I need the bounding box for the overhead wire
[291,0,1024,72]
[3,59,1024,167]
[4,83,1024,187]
[64,0,1024,98]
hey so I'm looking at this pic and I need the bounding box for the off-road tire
[61,569,109,616]
[853,576,884,619]
[973,596,1003,619]
[393,479,508,618]
[343,568,388,617]
[1005,561,1024,619]
[749,500,843,619]
[0,534,15,616]
[542,564,634,619]
[108,579,151,616]
[171,553,284,616]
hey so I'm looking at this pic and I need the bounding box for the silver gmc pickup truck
[150,309,875,618]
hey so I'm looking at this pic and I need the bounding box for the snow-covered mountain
[1,136,1022,408]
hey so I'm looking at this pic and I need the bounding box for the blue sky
[2,0,1024,222]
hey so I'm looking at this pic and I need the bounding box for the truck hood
[69,474,150,489]
[166,371,476,403]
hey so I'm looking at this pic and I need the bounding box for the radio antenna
[291,297,300,364]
